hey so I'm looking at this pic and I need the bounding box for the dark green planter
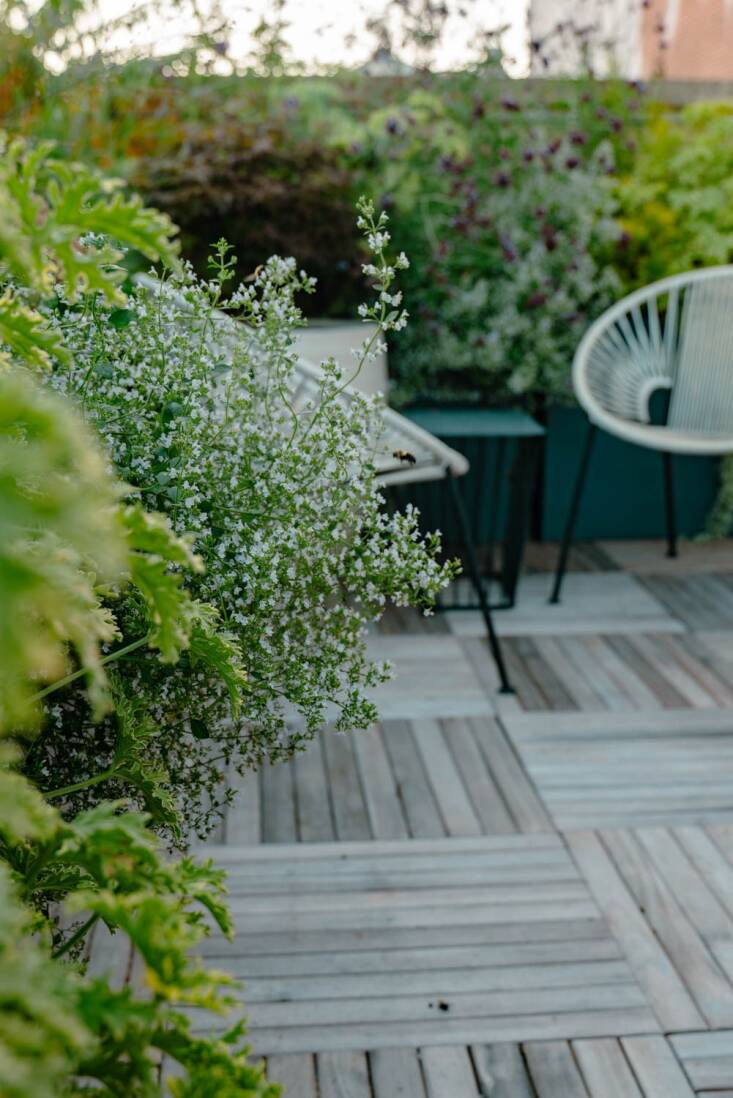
[541,405,725,540]
[393,403,727,546]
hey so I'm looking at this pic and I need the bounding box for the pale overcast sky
[84,0,529,74]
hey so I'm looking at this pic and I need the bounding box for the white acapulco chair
[134,273,514,692]
[550,265,733,604]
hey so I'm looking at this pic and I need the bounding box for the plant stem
[32,635,149,704]
[44,766,118,801]
[52,913,100,960]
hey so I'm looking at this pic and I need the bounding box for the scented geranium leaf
[123,504,202,662]
[0,137,179,306]
[157,1020,279,1098]
[0,745,59,848]
[0,864,92,1098]
[0,291,67,369]
[123,503,201,571]
[188,605,248,719]
[0,371,125,730]
[54,803,161,891]
[111,684,180,835]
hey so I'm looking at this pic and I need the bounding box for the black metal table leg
[446,468,514,695]
[501,435,540,607]
[549,421,597,605]
[662,451,678,558]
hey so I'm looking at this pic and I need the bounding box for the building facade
[528,0,733,80]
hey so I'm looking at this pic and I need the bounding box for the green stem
[44,765,118,802]
[31,636,149,704]
[52,913,100,960]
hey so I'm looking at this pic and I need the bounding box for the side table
[404,408,546,610]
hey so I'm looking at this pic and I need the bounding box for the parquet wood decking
[91,553,733,1096]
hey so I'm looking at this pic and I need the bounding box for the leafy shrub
[0,138,278,1097]
[616,102,733,287]
[31,206,454,836]
[347,74,641,408]
[134,117,364,317]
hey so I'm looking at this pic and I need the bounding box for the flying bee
[393,449,417,465]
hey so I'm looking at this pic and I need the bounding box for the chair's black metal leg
[502,436,540,607]
[446,469,514,695]
[549,421,597,605]
[662,451,678,558]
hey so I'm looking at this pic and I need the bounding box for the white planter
[293,320,388,398]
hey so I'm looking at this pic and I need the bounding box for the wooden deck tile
[502,709,733,830]
[188,548,733,1094]
[670,1031,733,1091]
[189,836,658,1054]
[366,634,495,719]
[446,573,684,638]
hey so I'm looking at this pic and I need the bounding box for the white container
[293,320,388,398]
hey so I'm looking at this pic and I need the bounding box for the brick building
[529,0,733,79]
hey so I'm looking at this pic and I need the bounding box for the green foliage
[134,117,363,317]
[346,75,640,407]
[0,142,276,1098]
[0,793,277,1097]
[123,504,203,663]
[35,214,454,835]
[0,137,179,369]
[0,370,124,730]
[0,862,91,1098]
[616,102,733,287]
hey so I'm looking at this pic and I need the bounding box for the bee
[393,448,417,465]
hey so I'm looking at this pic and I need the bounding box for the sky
[83,0,530,75]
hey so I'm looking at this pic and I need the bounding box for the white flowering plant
[28,198,456,836]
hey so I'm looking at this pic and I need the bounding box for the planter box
[392,403,727,549]
[293,319,387,398]
[541,405,725,540]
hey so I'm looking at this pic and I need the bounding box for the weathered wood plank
[442,717,516,834]
[203,833,562,861]
[229,879,590,916]
[322,730,371,841]
[370,1048,425,1098]
[606,634,686,709]
[671,1027,733,1089]
[634,827,733,941]
[224,765,261,845]
[260,759,297,843]
[317,1051,371,1098]
[197,917,615,958]
[573,1038,643,1098]
[241,960,635,1004]
[220,938,622,978]
[459,636,520,711]
[411,719,482,836]
[294,735,335,842]
[602,828,733,1028]
[470,717,554,833]
[422,1046,480,1098]
[353,724,409,840]
[566,831,705,1031]
[524,1040,590,1097]
[471,1044,535,1098]
[267,1054,317,1098]
[221,897,600,933]
[247,983,648,1027]
[621,1036,695,1098]
[211,1008,658,1054]
[532,636,605,710]
[381,719,446,838]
